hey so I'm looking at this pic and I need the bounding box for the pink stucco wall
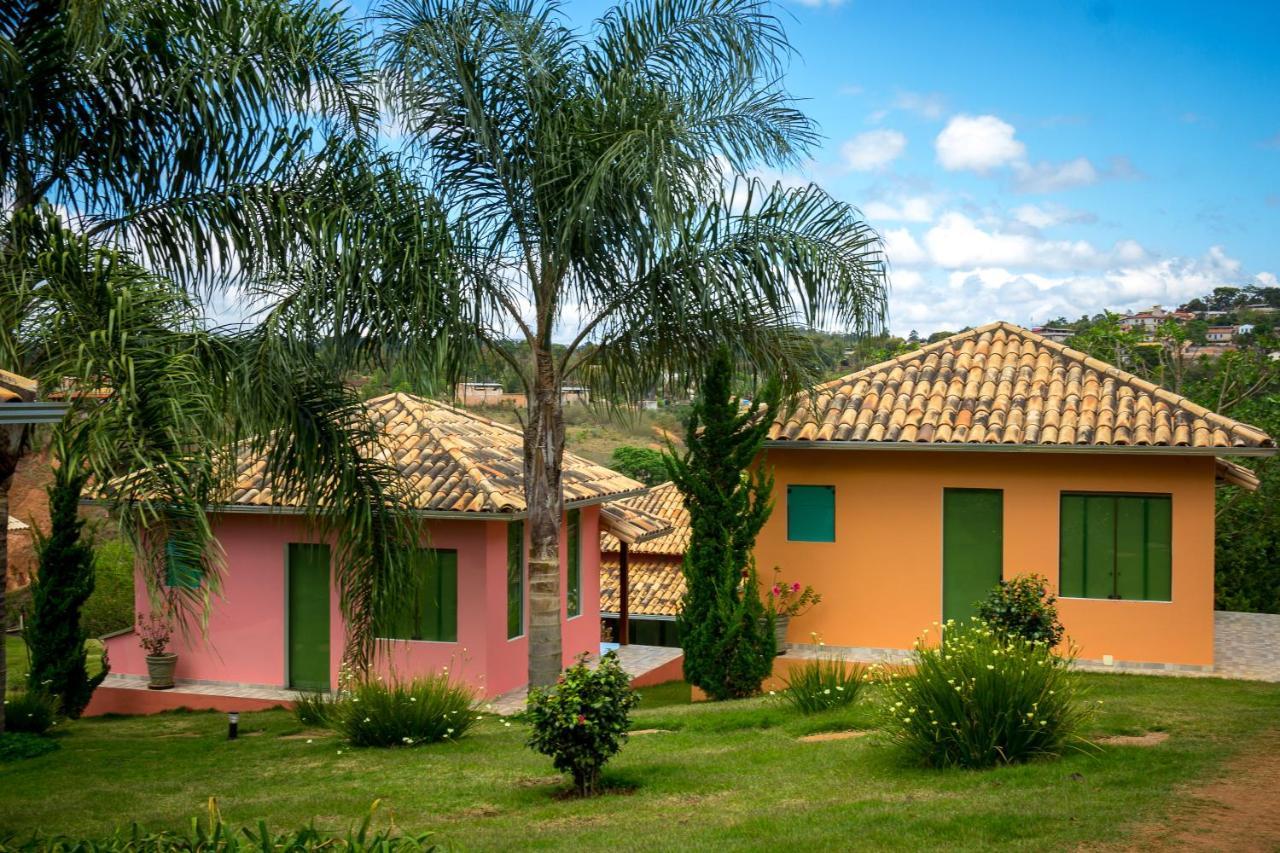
[104,507,603,699]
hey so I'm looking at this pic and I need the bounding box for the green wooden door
[287,543,331,691]
[942,489,1004,624]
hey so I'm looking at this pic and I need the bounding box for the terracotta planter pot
[146,653,178,690]
[774,614,790,655]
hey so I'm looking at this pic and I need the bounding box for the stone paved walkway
[485,643,683,715]
[99,673,299,702]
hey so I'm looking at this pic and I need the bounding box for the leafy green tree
[666,349,778,699]
[0,0,429,727]
[373,0,887,685]
[26,428,108,717]
[608,446,668,487]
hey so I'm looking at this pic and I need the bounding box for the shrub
[3,691,59,735]
[10,799,435,850]
[877,621,1093,769]
[0,732,60,762]
[332,674,478,747]
[975,574,1064,646]
[778,656,866,714]
[293,690,334,727]
[526,652,640,796]
[608,445,669,486]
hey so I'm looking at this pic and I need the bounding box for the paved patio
[486,643,683,715]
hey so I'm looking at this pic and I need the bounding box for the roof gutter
[81,487,651,521]
[762,440,1276,458]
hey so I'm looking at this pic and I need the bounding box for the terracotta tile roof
[599,501,672,546]
[0,371,36,403]
[769,322,1274,450]
[600,553,684,617]
[599,482,690,555]
[227,393,644,513]
[1215,458,1261,492]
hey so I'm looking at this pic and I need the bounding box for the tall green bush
[877,621,1093,769]
[526,652,639,796]
[667,349,778,700]
[26,433,109,718]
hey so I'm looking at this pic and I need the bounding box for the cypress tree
[667,349,778,699]
[27,431,109,717]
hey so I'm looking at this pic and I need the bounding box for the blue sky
[557,0,1280,335]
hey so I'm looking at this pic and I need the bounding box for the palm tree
[371,0,888,686]
[0,0,438,725]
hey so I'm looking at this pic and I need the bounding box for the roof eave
[763,440,1277,458]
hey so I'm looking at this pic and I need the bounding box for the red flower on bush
[576,714,587,725]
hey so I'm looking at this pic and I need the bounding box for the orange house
[756,322,1274,672]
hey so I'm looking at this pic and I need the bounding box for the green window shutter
[1059,494,1086,597]
[382,549,458,642]
[422,550,458,642]
[567,510,581,617]
[164,539,202,590]
[1059,493,1172,601]
[507,521,524,639]
[787,485,836,542]
[1143,497,1172,601]
[1083,495,1117,599]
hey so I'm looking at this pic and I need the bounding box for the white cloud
[841,129,908,171]
[863,196,936,223]
[887,247,1273,335]
[893,91,947,120]
[935,115,1026,172]
[1011,203,1096,229]
[1012,157,1099,193]
[921,212,1147,270]
[883,228,928,266]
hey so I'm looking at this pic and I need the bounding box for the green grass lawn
[6,635,105,692]
[1,672,1278,849]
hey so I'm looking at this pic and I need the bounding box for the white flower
[306,739,313,744]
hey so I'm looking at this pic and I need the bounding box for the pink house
[102,394,648,700]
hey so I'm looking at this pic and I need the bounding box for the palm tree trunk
[524,345,566,688]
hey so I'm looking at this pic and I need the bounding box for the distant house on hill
[1031,326,1073,344]
[1205,325,1237,344]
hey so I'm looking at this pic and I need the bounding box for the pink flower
[792,582,801,592]
[576,714,587,725]
[772,586,781,596]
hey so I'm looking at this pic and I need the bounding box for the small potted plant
[765,570,821,655]
[138,612,177,690]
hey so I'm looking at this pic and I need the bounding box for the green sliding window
[567,509,581,617]
[1060,493,1172,601]
[507,521,524,639]
[165,539,202,589]
[787,485,836,542]
[382,549,458,642]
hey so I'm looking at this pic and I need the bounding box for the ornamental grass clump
[526,652,639,796]
[877,621,1093,769]
[3,691,58,735]
[779,656,867,714]
[292,689,335,727]
[332,674,478,747]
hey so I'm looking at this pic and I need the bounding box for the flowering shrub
[4,691,59,735]
[525,651,639,796]
[778,655,867,714]
[876,620,1093,768]
[975,574,1064,646]
[136,612,172,656]
[765,569,821,618]
[332,674,478,747]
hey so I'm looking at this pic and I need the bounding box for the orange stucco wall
[754,449,1218,667]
